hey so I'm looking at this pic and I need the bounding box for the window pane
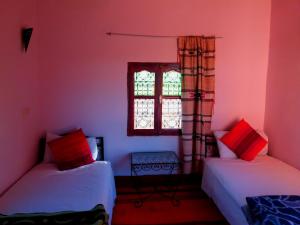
[134,70,155,96]
[134,99,155,129]
[162,99,182,129]
[162,71,182,96]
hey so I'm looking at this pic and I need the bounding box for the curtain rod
[106,32,223,39]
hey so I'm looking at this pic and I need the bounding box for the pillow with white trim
[214,131,237,159]
[43,132,99,162]
[214,130,268,159]
[86,137,99,160]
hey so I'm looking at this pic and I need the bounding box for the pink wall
[0,0,41,194]
[264,0,300,169]
[37,0,271,175]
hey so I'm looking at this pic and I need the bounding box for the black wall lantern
[22,28,33,52]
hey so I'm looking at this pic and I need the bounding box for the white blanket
[0,161,116,224]
[202,156,300,225]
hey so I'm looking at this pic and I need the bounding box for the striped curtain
[178,36,216,173]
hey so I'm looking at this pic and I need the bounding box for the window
[127,62,182,136]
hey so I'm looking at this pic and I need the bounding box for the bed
[0,136,116,225]
[202,155,300,225]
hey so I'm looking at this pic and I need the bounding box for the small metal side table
[130,151,181,207]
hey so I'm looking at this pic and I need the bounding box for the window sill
[127,129,181,136]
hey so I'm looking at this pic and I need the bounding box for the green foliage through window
[134,70,155,96]
[163,71,182,96]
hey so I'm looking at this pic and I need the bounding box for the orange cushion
[220,119,267,161]
[48,129,94,170]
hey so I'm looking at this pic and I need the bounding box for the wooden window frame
[127,62,181,136]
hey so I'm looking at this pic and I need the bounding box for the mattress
[0,161,116,224]
[202,156,300,225]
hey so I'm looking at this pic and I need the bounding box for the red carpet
[112,176,228,225]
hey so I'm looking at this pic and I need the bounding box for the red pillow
[220,119,267,161]
[48,129,94,170]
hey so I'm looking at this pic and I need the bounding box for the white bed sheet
[202,156,300,225]
[0,161,116,224]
